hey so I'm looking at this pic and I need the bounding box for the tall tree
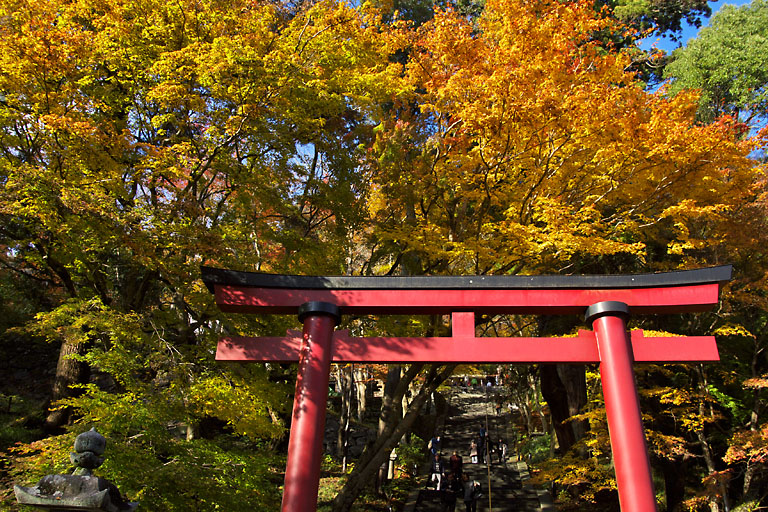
[664,0,768,127]
[0,0,401,508]
[366,0,759,502]
[607,0,713,36]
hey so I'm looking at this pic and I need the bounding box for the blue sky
[640,0,753,52]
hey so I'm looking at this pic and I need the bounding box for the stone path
[404,387,554,512]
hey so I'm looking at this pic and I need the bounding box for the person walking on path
[477,425,487,463]
[498,438,508,465]
[487,437,497,464]
[462,474,481,512]
[441,472,463,512]
[429,435,442,457]
[430,453,445,490]
[449,451,463,478]
[469,439,478,464]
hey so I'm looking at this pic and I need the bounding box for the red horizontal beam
[215,329,719,364]
[213,284,721,316]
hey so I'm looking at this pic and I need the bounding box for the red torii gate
[201,265,732,512]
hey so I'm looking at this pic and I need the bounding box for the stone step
[404,389,555,512]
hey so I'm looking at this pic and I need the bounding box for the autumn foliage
[370,0,756,278]
[1,0,767,510]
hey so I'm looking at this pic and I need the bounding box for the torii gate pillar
[282,302,340,512]
[587,301,655,511]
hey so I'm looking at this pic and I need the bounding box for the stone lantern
[14,428,138,511]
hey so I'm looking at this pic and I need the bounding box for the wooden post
[281,302,340,512]
[587,301,657,512]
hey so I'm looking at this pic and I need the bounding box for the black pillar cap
[298,301,341,325]
[585,301,630,327]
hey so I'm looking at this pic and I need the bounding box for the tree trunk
[332,364,455,512]
[379,365,405,435]
[44,338,91,432]
[539,364,588,453]
[742,463,758,504]
[697,423,723,512]
[539,403,549,436]
[522,402,533,434]
[355,366,367,423]
[338,364,353,469]
[696,367,729,512]
[658,457,686,512]
[548,418,557,458]
[186,422,200,441]
[529,372,546,433]
[744,341,763,501]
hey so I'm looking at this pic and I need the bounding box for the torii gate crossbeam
[202,265,732,512]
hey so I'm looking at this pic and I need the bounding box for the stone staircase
[404,388,554,511]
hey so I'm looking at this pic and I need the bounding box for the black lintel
[200,265,732,294]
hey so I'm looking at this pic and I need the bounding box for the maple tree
[371,0,754,276]
[0,0,400,508]
[366,0,765,509]
[369,0,753,461]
